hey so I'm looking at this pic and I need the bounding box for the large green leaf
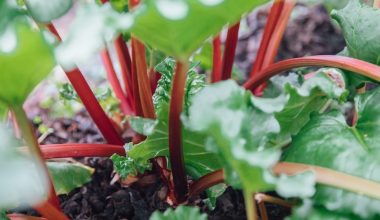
[25,0,73,23]
[150,205,207,220]
[0,21,55,105]
[187,80,288,192]
[287,203,358,220]
[0,124,48,209]
[283,88,380,219]
[55,2,133,70]
[332,0,380,65]
[131,0,268,59]
[0,104,7,121]
[47,161,94,195]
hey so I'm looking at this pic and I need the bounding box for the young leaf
[153,58,205,114]
[55,2,133,70]
[0,124,48,209]
[25,0,73,23]
[150,205,207,220]
[283,88,380,219]
[47,161,94,195]
[130,0,268,59]
[187,80,287,192]
[0,21,55,105]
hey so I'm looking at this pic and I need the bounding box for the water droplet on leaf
[199,0,224,6]
[156,0,189,20]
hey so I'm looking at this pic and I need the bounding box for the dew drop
[199,0,224,6]
[156,0,189,20]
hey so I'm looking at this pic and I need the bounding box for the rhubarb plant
[3,0,380,219]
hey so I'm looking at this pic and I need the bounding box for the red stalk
[249,0,284,77]
[46,23,124,145]
[46,23,61,41]
[220,22,240,80]
[12,106,61,209]
[66,69,124,145]
[260,0,296,70]
[131,37,156,119]
[211,35,223,82]
[100,49,133,115]
[168,61,190,203]
[188,169,224,199]
[8,214,47,220]
[34,201,69,220]
[244,55,380,90]
[19,144,125,159]
[114,36,134,105]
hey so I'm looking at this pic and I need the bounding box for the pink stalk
[220,22,241,80]
[211,35,223,82]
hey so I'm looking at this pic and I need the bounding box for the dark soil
[17,3,345,220]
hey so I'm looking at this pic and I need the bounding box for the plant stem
[188,169,224,199]
[100,49,133,115]
[254,193,294,208]
[244,191,257,220]
[46,23,61,41]
[130,37,156,119]
[34,201,69,220]
[244,55,380,90]
[273,162,380,200]
[7,214,47,220]
[11,106,61,209]
[256,198,269,220]
[19,144,125,159]
[221,22,240,80]
[168,60,190,203]
[46,23,124,145]
[211,35,222,83]
[249,0,284,77]
[66,68,124,145]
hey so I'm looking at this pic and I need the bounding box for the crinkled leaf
[150,205,207,220]
[129,117,157,136]
[0,0,24,35]
[276,171,316,199]
[187,80,287,192]
[131,0,268,59]
[0,21,55,105]
[287,202,358,220]
[274,68,347,143]
[25,0,73,23]
[332,1,380,87]
[283,87,380,219]
[153,57,205,115]
[0,125,48,209]
[47,161,94,195]
[55,2,133,70]
[127,104,222,179]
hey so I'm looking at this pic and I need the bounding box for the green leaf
[47,161,94,195]
[287,202,358,220]
[283,87,380,219]
[0,104,7,121]
[187,80,287,192]
[0,21,55,105]
[332,0,380,66]
[0,0,24,35]
[274,68,347,143]
[25,0,73,23]
[153,57,205,115]
[0,210,9,220]
[150,205,207,220]
[131,0,268,59]
[0,124,48,209]
[128,104,222,179]
[55,2,133,70]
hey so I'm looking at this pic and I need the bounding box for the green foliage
[25,0,73,23]
[47,161,94,195]
[283,87,380,219]
[0,21,55,105]
[0,210,9,220]
[150,206,207,220]
[55,2,133,70]
[0,124,48,209]
[153,58,205,114]
[131,0,268,59]
[332,0,380,87]
[287,203,358,220]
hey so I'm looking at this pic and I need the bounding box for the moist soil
[19,4,345,220]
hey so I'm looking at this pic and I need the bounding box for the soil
[17,3,345,220]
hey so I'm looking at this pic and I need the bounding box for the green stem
[244,191,257,220]
[12,106,61,209]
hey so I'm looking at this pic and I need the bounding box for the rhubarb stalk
[211,35,222,82]
[220,22,240,80]
[168,60,190,203]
